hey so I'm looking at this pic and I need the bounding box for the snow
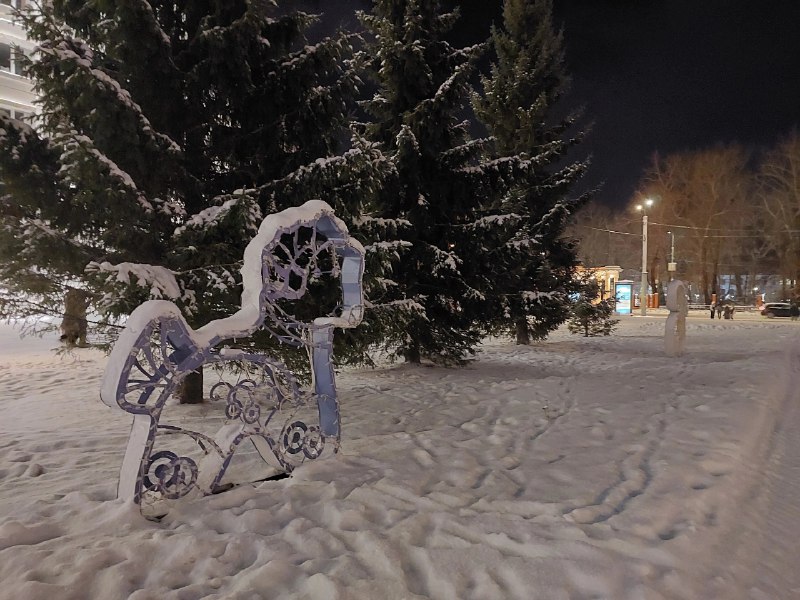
[364,240,412,254]
[174,197,244,237]
[41,43,181,156]
[354,216,413,229]
[471,213,522,227]
[61,134,138,189]
[90,261,181,300]
[1,313,800,599]
[522,290,558,301]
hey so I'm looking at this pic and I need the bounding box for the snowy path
[711,340,800,599]
[0,317,798,599]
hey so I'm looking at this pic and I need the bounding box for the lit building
[576,265,623,301]
[0,0,35,122]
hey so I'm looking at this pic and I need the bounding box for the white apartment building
[0,0,35,121]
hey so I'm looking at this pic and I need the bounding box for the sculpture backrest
[194,201,365,347]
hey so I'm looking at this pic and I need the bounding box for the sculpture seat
[100,201,364,512]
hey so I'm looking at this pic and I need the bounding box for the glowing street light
[635,198,654,316]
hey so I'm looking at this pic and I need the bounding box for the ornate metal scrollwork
[143,451,198,499]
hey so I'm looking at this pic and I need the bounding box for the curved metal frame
[100,200,365,507]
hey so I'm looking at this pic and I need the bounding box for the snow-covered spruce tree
[567,277,618,338]
[0,0,387,401]
[473,0,590,344]
[357,0,523,365]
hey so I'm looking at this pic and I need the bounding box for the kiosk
[615,280,634,315]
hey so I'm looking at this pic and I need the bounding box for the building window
[0,44,10,72]
[0,108,31,121]
[13,49,25,75]
[0,46,28,76]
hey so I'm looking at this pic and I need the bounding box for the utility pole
[636,199,654,316]
[667,230,676,281]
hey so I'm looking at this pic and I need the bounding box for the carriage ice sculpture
[100,200,364,511]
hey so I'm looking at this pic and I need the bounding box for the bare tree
[568,203,615,266]
[640,145,750,303]
[721,181,771,302]
[567,202,640,269]
[758,129,800,299]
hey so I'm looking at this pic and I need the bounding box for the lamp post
[636,198,654,316]
[667,230,676,280]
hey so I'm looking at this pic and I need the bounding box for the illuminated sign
[615,281,633,315]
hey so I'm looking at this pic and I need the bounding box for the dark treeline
[0,0,590,398]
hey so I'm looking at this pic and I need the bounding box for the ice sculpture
[100,200,364,511]
[664,279,687,357]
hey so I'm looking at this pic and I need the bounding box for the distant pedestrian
[710,303,715,319]
[790,302,799,322]
[716,303,724,319]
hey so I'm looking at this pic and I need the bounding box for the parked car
[761,302,792,318]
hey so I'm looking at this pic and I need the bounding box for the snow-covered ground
[1,313,799,600]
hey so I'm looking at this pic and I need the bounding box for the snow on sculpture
[100,200,364,512]
[664,279,688,357]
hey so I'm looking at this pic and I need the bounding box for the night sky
[550,0,800,209]
[306,1,800,210]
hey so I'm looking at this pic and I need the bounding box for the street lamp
[635,198,654,316]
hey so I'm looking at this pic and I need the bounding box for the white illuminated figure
[665,279,688,357]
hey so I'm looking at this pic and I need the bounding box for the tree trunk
[700,242,710,303]
[734,272,744,300]
[515,317,530,345]
[179,368,204,404]
[404,342,421,364]
[60,288,90,347]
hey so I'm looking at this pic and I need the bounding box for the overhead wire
[575,223,796,239]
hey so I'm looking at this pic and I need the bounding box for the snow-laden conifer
[567,277,619,337]
[473,0,591,344]
[0,0,390,397]
[358,0,528,364]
